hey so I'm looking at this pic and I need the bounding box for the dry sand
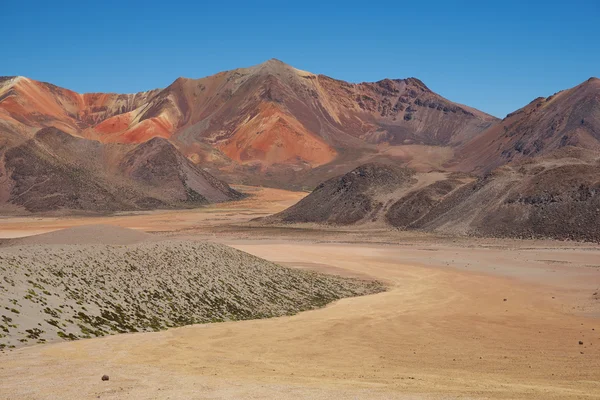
[0,185,305,239]
[1,186,600,399]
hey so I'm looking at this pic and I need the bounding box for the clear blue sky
[2,0,599,117]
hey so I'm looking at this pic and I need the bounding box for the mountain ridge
[0,60,498,188]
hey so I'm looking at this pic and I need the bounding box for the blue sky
[2,0,598,117]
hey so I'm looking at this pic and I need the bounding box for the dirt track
[1,187,600,399]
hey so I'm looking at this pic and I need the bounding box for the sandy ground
[0,185,305,239]
[1,186,600,399]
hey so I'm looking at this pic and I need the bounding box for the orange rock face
[0,77,81,136]
[94,113,134,135]
[218,103,336,168]
[91,113,174,143]
[0,76,159,142]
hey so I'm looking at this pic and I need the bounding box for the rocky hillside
[0,226,384,350]
[410,149,600,241]
[384,176,470,228]
[268,150,600,242]
[454,77,600,173]
[0,127,243,213]
[264,163,419,225]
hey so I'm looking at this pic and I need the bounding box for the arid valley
[1,187,599,399]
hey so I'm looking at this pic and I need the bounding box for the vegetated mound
[0,127,243,213]
[454,77,600,174]
[0,239,384,350]
[1,225,153,248]
[265,163,417,224]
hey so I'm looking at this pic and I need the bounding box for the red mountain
[0,60,497,189]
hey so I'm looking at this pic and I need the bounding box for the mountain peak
[249,58,314,78]
[0,76,30,91]
[583,76,600,88]
[404,77,431,92]
[255,58,292,71]
[456,76,600,174]
[262,58,286,66]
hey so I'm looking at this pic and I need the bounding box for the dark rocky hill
[0,127,243,213]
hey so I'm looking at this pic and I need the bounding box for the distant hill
[264,163,418,224]
[263,163,470,227]
[0,127,243,213]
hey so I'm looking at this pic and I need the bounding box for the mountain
[163,59,496,159]
[453,77,600,173]
[0,76,159,142]
[0,127,243,213]
[266,77,600,242]
[0,60,498,189]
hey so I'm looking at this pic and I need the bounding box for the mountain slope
[454,77,600,173]
[0,76,159,141]
[0,127,243,213]
[263,163,472,226]
[410,150,600,241]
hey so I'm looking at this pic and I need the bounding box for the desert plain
[0,186,599,399]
